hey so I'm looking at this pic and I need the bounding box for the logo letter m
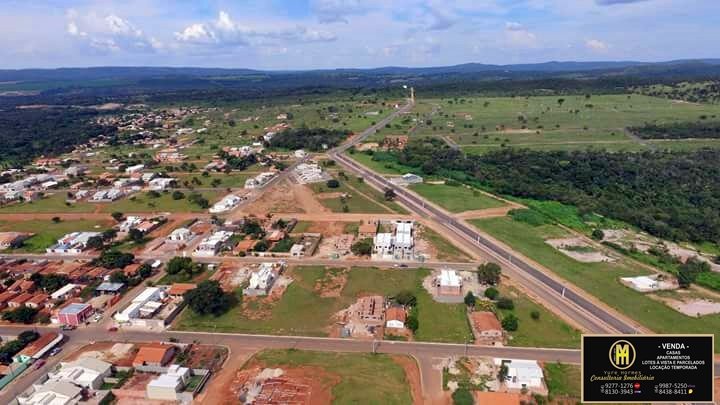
[614,344,630,366]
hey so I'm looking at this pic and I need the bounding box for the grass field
[101,191,223,213]
[0,219,110,252]
[470,217,720,351]
[0,194,95,213]
[310,175,407,214]
[409,183,506,212]
[176,266,472,343]
[543,363,581,398]
[497,285,581,348]
[347,151,415,175]
[416,226,471,262]
[250,349,414,405]
[174,173,251,188]
[408,94,720,154]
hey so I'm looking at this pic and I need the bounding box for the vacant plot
[0,193,95,213]
[101,190,223,213]
[239,349,415,405]
[0,219,110,252]
[309,176,405,214]
[497,285,581,348]
[543,363,581,399]
[471,217,720,351]
[176,266,472,343]
[409,183,505,213]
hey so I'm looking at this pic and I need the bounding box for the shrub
[502,314,519,331]
[484,287,499,300]
[497,297,515,310]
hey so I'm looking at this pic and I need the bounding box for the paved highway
[329,100,643,335]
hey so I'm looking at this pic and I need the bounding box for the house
[155,148,187,163]
[119,216,143,232]
[168,283,196,297]
[125,164,145,174]
[146,364,190,401]
[8,292,33,308]
[470,311,503,343]
[90,188,124,202]
[50,284,82,301]
[244,172,276,189]
[167,227,193,242]
[57,303,93,326]
[390,173,423,187]
[8,279,36,293]
[355,295,384,326]
[25,293,49,309]
[294,149,306,158]
[64,165,87,177]
[0,232,33,250]
[385,306,407,329]
[194,231,234,256]
[95,282,125,295]
[372,220,414,261]
[50,357,112,389]
[266,229,285,242]
[16,380,83,405]
[357,222,377,239]
[0,291,18,309]
[243,263,277,296]
[209,194,242,214]
[13,332,63,363]
[435,269,463,296]
[496,358,545,391]
[149,177,175,191]
[133,343,176,367]
[290,243,305,257]
[294,163,326,184]
[113,287,166,323]
[46,232,101,254]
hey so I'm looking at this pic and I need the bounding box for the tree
[2,306,38,324]
[30,273,70,293]
[111,211,124,222]
[463,291,476,307]
[484,287,499,300]
[101,229,117,241]
[477,262,502,285]
[502,314,519,331]
[497,297,515,310]
[166,256,198,277]
[184,280,233,316]
[350,238,373,256]
[171,191,185,200]
[86,235,104,250]
[128,228,145,244]
[147,190,161,198]
[138,263,152,279]
[95,249,134,269]
[497,364,509,381]
[384,188,396,201]
[591,229,605,241]
[110,271,129,284]
[394,290,417,306]
[677,258,710,288]
[451,388,474,405]
[326,179,340,188]
[51,216,61,223]
[530,310,541,320]
[406,308,419,333]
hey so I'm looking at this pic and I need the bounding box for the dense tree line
[629,121,720,139]
[269,127,350,151]
[391,139,720,243]
[0,107,116,167]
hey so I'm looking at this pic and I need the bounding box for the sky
[1,0,719,70]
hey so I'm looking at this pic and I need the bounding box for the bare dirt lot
[66,342,137,367]
[649,295,720,317]
[546,237,615,263]
[225,365,338,405]
[314,267,349,297]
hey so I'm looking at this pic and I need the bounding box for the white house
[243,263,276,296]
[146,365,190,401]
[125,164,145,174]
[244,172,276,189]
[149,177,175,191]
[17,381,82,405]
[209,194,242,213]
[50,284,81,301]
[119,216,143,232]
[194,231,234,256]
[114,287,166,323]
[167,227,193,242]
[49,357,112,389]
[436,269,463,296]
[372,220,415,260]
[46,232,101,254]
[495,358,545,390]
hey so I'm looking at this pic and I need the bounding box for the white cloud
[66,11,162,53]
[585,38,609,51]
[311,0,369,24]
[174,11,336,48]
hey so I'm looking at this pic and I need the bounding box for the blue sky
[1,0,718,69]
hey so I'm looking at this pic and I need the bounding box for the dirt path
[391,355,425,404]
